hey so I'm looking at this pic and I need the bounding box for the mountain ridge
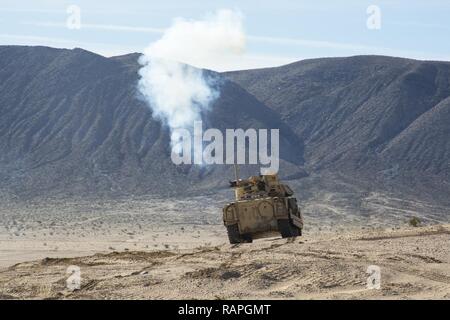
[0,45,304,198]
[0,46,449,213]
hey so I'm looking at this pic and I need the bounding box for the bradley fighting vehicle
[222,170,303,244]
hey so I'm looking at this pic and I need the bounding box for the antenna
[233,164,240,186]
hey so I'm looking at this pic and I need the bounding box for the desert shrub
[409,216,421,227]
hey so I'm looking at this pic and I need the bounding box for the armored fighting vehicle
[222,172,303,244]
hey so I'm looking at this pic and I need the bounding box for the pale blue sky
[1,0,449,70]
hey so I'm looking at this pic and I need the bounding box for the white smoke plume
[138,9,246,153]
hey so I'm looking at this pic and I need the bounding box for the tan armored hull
[223,174,303,244]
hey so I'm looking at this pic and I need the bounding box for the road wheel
[241,233,253,243]
[278,219,299,238]
[227,224,253,244]
[226,224,241,244]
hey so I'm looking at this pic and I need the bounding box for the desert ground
[0,193,449,299]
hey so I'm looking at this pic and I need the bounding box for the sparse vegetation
[409,216,421,227]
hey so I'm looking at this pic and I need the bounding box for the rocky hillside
[0,46,302,198]
[226,56,450,206]
[0,46,449,210]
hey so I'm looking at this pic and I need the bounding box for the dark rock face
[226,56,450,206]
[0,46,303,197]
[0,46,449,207]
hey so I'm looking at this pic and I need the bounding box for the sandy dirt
[0,196,227,268]
[2,189,446,268]
[1,223,449,300]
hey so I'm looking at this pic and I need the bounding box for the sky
[1,0,450,71]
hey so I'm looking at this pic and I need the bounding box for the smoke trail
[137,9,246,154]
